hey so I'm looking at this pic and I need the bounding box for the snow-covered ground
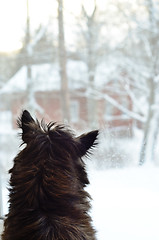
[87,165,159,240]
[1,165,159,240]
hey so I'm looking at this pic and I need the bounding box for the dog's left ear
[18,110,35,143]
[76,130,98,157]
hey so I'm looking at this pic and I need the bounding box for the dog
[2,110,98,240]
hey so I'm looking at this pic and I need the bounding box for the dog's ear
[18,110,35,143]
[76,130,98,157]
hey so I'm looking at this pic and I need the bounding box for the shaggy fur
[2,110,98,240]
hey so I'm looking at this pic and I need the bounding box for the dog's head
[16,110,98,188]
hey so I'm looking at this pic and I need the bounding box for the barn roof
[1,60,115,94]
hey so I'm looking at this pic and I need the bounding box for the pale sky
[0,0,106,52]
[0,0,57,51]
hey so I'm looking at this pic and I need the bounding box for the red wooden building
[0,60,133,135]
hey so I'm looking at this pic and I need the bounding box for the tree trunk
[83,5,98,129]
[150,112,159,163]
[26,0,35,115]
[0,175,3,218]
[87,54,97,129]
[57,0,70,123]
[139,77,155,165]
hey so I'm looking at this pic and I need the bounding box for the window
[121,96,130,110]
[105,102,114,120]
[70,101,79,123]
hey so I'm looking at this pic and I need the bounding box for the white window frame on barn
[70,100,79,123]
[104,102,114,120]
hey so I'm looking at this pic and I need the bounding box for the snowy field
[87,165,159,240]
[1,165,159,240]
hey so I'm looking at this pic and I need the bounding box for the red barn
[0,60,133,135]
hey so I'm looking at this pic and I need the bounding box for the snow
[67,60,87,89]
[0,60,115,94]
[1,166,159,240]
[0,63,61,93]
[94,90,146,123]
[87,166,159,240]
[0,61,88,93]
[0,125,158,239]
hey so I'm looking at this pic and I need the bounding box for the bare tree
[25,0,35,115]
[80,2,102,128]
[57,0,70,123]
[114,0,159,165]
[22,0,46,116]
[0,175,3,218]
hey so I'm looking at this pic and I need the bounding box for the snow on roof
[95,62,117,87]
[68,60,88,89]
[1,67,27,93]
[1,63,60,93]
[0,60,111,94]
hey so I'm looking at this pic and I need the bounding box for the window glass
[0,1,159,239]
[70,100,79,123]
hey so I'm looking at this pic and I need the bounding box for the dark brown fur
[2,110,98,240]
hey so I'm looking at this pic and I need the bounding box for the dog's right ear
[17,110,35,143]
[76,130,98,157]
